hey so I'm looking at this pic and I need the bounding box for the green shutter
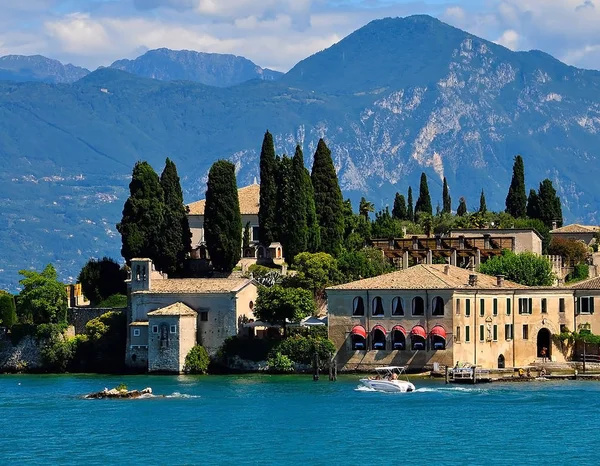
[493,325,498,341]
[493,299,498,315]
[577,298,581,315]
[507,298,511,315]
[466,326,470,342]
[529,298,533,315]
[591,298,595,315]
[479,325,484,341]
[466,300,471,316]
[518,299,522,314]
[480,299,485,316]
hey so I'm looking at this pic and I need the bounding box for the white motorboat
[359,366,415,393]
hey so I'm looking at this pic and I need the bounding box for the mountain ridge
[1,14,600,292]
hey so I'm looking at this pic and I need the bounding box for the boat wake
[414,386,487,393]
[131,392,201,399]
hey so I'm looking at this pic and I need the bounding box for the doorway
[537,328,551,359]
[498,354,505,369]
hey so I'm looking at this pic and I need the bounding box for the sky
[1,0,600,71]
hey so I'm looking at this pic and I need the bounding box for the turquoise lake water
[1,374,599,465]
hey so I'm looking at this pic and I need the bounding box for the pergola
[371,234,515,270]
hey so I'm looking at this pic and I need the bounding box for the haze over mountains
[1,14,600,291]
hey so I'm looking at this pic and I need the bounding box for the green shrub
[96,294,128,308]
[0,292,17,329]
[9,323,36,345]
[218,336,278,362]
[288,325,328,339]
[40,335,76,373]
[269,335,335,365]
[82,311,126,373]
[36,323,68,340]
[184,345,210,374]
[267,352,294,373]
[567,263,589,283]
[116,383,128,392]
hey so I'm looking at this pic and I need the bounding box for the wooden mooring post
[329,359,337,381]
[313,353,320,381]
[445,366,450,384]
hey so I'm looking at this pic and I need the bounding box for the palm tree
[359,197,375,222]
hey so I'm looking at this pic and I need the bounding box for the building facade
[126,258,258,373]
[327,264,600,371]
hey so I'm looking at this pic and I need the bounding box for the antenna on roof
[253,176,258,185]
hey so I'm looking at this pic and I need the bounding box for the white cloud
[495,29,520,50]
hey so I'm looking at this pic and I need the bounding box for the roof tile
[187,183,260,216]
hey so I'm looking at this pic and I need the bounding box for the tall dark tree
[78,257,127,306]
[505,155,527,218]
[414,172,432,217]
[304,167,321,253]
[258,130,278,246]
[407,187,414,222]
[0,291,17,328]
[204,160,242,272]
[479,189,487,214]
[457,197,468,216]
[159,158,192,276]
[311,139,344,256]
[527,189,541,220]
[442,177,451,214]
[537,179,563,228]
[117,161,165,265]
[392,193,407,220]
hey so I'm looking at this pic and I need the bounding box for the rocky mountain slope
[1,15,600,291]
[109,49,282,87]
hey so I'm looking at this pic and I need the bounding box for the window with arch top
[432,296,445,316]
[392,297,404,316]
[353,297,365,316]
[372,297,384,316]
[412,296,425,316]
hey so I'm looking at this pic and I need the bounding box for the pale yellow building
[327,264,600,371]
[126,258,258,373]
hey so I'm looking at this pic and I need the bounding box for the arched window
[412,297,425,316]
[392,297,404,316]
[353,297,365,316]
[430,325,447,350]
[351,325,366,350]
[372,297,384,316]
[392,325,406,350]
[432,297,445,316]
[372,325,387,350]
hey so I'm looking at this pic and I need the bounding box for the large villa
[327,264,600,371]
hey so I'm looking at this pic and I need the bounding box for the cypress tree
[311,138,344,256]
[158,158,192,276]
[0,291,17,328]
[243,222,251,250]
[204,160,242,272]
[527,189,541,220]
[505,155,527,218]
[538,179,563,228]
[304,166,321,253]
[442,177,451,214]
[414,172,432,217]
[117,161,165,265]
[479,189,487,214]
[457,197,467,216]
[258,130,278,245]
[407,187,414,222]
[392,193,407,220]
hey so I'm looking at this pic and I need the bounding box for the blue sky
[1,0,599,71]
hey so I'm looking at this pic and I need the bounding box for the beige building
[126,258,258,373]
[550,224,600,247]
[327,264,600,371]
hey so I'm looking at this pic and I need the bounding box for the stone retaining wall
[68,307,125,335]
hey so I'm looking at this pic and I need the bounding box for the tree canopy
[77,257,127,306]
[479,190,487,214]
[117,161,165,265]
[285,252,341,297]
[158,158,192,276]
[254,285,316,332]
[392,193,407,220]
[457,197,467,216]
[258,130,278,246]
[479,251,554,286]
[0,291,17,328]
[16,264,67,324]
[414,172,432,217]
[505,155,527,218]
[311,139,344,256]
[204,160,242,272]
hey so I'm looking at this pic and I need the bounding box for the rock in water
[85,387,153,399]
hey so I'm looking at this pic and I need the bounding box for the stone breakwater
[85,387,153,399]
[0,336,41,373]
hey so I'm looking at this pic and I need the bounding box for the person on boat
[391,372,398,380]
[518,368,525,377]
[526,368,532,378]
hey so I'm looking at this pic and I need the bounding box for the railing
[579,354,600,363]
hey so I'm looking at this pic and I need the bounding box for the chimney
[468,274,478,287]
[552,221,557,231]
[402,226,407,237]
[444,265,450,275]
[496,275,505,287]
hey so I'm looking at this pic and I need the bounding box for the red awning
[351,325,367,339]
[391,325,407,336]
[411,325,427,339]
[430,325,447,340]
[372,324,387,336]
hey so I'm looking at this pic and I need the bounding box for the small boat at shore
[359,366,415,393]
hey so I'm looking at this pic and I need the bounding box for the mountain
[109,49,283,87]
[0,55,90,83]
[1,15,600,291]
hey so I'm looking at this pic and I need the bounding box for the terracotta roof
[148,302,197,317]
[134,277,253,294]
[551,224,600,234]
[187,183,260,215]
[327,264,526,291]
[569,276,600,290]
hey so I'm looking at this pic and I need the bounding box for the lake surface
[1,374,599,465]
